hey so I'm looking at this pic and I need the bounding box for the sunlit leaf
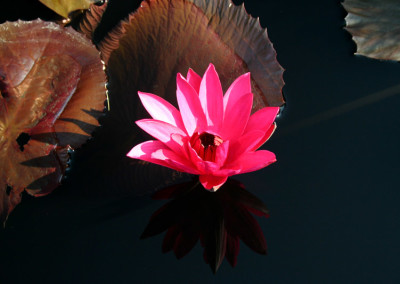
[0,20,106,223]
[344,0,400,61]
[39,0,100,19]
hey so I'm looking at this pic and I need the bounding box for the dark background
[1,0,400,283]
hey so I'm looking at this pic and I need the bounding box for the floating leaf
[103,0,284,124]
[77,1,108,39]
[344,0,400,61]
[0,20,106,223]
[39,0,100,19]
[72,0,284,195]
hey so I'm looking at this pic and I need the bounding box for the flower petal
[251,123,277,151]
[186,142,205,171]
[170,133,190,158]
[186,143,220,173]
[176,73,207,136]
[202,161,221,174]
[223,72,251,112]
[231,150,276,174]
[199,175,228,191]
[225,130,265,164]
[221,92,253,140]
[185,142,223,174]
[244,107,279,135]
[215,140,229,167]
[136,119,186,152]
[127,140,162,159]
[186,68,201,93]
[199,64,224,132]
[127,140,198,174]
[138,91,185,130]
[149,148,198,173]
[214,168,241,176]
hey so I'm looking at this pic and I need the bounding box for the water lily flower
[127,63,279,191]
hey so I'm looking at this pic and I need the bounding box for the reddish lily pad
[0,19,106,223]
[344,0,400,61]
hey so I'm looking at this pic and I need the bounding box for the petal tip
[126,146,140,159]
[177,72,185,81]
[205,63,218,76]
[207,63,216,69]
[199,175,228,191]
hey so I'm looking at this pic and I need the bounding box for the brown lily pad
[103,0,284,122]
[344,0,400,61]
[0,19,106,224]
[77,1,108,40]
[68,0,284,195]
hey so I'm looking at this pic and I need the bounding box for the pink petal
[214,168,241,176]
[223,72,251,112]
[127,140,198,174]
[138,91,185,131]
[225,130,264,164]
[186,142,205,171]
[186,68,201,93]
[150,148,198,174]
[202,161,221,174]
[215,140,229,167]
[185,143,220,174]
[251,123,277,151]
[229,150,276,174]
[199,174,228,191]
[127,140,163,159]
[244,107,279,134]
[136,119,186,152]
[170,133,190,158]
[199,64,223,132]
[170,133,185,147]
[176,74,206,136]
[221,92,253,140]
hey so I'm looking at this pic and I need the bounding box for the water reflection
[141,178,269,273]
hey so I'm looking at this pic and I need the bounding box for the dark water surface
[1,0,400,283]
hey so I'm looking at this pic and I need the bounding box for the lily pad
[103,0,284,120]
[77,1,108,40]
[344,0,400,61]
[0,19,106,223]
[65,0,285,196]
[69,0,284,195]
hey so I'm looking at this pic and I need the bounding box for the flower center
[190,132,223,162]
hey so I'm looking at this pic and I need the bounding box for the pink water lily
[127,64,279,191]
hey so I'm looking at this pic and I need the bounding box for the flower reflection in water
[141,178,269,273]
